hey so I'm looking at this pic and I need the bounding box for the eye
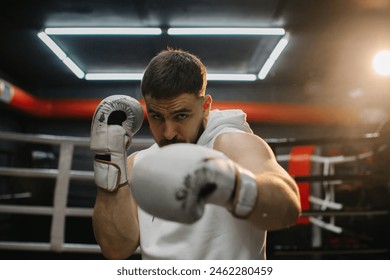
[175,114,189,120]
[151,113,163,121]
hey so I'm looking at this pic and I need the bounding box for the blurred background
[0,0,389,259]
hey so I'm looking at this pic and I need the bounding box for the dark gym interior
[0,0,389,260]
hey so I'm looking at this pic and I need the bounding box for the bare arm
[92,152,140,259]
[214,132,301,230]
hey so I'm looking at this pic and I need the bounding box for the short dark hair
[141,48,207,99]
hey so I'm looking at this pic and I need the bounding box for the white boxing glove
[130,143,258,223]
[90,95,144,191]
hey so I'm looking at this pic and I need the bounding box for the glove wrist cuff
[94,159,127,192]
[231,167,258,218]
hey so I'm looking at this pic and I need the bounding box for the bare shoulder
[214,132,274,158]
[214,132,278,173]
[127,151,139,171]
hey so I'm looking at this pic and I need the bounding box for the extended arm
[214,132,301,230]
[130,134,301,230]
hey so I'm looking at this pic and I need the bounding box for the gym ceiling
[0,0,389,125]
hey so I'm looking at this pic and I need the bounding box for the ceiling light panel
[258,34,289,80]
[167,27,285,36]
[85,73,144,80]
[38,27,288,81]
[44,27,163,35]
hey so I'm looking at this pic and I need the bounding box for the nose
[163,120,178,140]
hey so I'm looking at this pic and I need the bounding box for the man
[91,48,301,260]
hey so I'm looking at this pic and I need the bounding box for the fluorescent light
[46,27,283,36]
[206,73,257,81]
[44,27,162,35]
[258,58,275,80]
[269,36,289,60]
[37,32,67,60]
[38,26,288,82]
[85,73,144,80]
[167,27,285,36]
[85,73,257,81]
[258,34,289,80]
[38,31,85,79]
[62,57,85,79]
[38,28,161,80]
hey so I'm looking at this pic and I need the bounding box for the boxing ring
[268,131,389,257]
[0,131,153,254]
[0,130,388,258]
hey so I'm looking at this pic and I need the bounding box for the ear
[203,94,212,113]
[202,95,212,127]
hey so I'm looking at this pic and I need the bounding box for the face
[145,93,212,147]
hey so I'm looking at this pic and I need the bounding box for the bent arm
[214,132,301,231]
[92,153,140,259]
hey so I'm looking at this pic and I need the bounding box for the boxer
[91,48,301,260]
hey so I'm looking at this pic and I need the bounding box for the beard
[157,122,205,147]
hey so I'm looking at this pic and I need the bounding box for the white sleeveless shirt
[134,109,266,259]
